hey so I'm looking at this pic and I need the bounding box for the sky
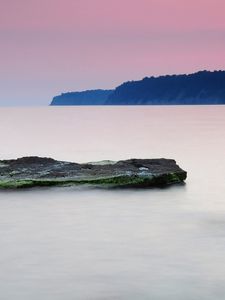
[0,0,225,106]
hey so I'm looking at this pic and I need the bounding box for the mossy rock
[0,157,187,189]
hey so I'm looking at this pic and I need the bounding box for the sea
[0,106,225,300]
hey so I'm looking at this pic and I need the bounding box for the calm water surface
[0,106,225,300]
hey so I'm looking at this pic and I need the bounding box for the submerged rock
[0,157,187,189]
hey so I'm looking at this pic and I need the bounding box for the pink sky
[0,0,225,105]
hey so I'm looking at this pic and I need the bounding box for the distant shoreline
[51,70,225,106]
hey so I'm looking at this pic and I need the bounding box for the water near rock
[1,106,225,300]
[0,157,186,188]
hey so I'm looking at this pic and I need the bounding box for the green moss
[149,172,186,186]
[0,172,186,189]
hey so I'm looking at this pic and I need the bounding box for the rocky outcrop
[0,157,187,189]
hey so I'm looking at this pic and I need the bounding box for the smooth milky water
[0,106,225,300]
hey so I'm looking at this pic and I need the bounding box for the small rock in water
[0,157,187,189]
